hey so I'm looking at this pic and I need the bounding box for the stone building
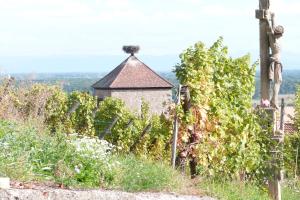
[92,46,173,115]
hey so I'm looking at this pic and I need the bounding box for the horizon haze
[0,0,299,73]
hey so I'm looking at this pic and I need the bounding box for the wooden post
[178,86,197,178]
[256,0,271,101]
[280,99,285,131]
[130,123,152,152]
[267,99,285,200]
[125,119,134,129]
[177,86,191,173]
[256,1,285,199]
[171,85,181,168]
[66,101,80,117]
[295,146,299,179]
[265,108,278,200]
[98,116,119,139]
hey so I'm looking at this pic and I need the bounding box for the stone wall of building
[94,88,172,115]
[94,89,111,100]
[111,89,172,115]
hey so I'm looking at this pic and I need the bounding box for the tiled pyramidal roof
[92,55,173,89]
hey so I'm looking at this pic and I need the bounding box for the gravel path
[0,189,215,200]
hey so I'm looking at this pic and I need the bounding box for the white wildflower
[41,167,52,171]
[74,165,81,174]
[69,135,115,161]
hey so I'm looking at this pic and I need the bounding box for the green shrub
[175,37,267,181]
[95,97,172,160]
[0,120,183,191]
[0,82,173,161]
[67,91,97,136]
[0,120,118,187]
[284,133,300,178]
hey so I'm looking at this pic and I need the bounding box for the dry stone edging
[0,189,215,200]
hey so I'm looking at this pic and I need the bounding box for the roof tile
[92,55,174,89]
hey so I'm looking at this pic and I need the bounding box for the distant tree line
[10,70,300,99]
[253,70,300,99]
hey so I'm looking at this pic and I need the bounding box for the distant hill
[254,70,300,99]
[4,70,300,100]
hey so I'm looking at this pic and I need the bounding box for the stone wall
[94,89,111,100]
[111,89,172,115]
[94,88,172,115]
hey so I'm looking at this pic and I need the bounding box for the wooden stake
[171,85,181,168]
[295,146,299,180]
[256,0,271,101]
[67,101,80,117]
[130,123,152,152]
[98,116,119,139]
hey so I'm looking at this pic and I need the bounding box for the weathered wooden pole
[256,0,284,108]
[177,86,191,173]
[98,116,119,139]
[256,1,285,199]
[171,85,181,169]
[271,99,285,200]
[256,0,271,101]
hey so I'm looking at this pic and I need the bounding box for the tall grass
[199,180,269,200]
[0,120,185,191]
[115,156,185,192]
[199,179,300,200]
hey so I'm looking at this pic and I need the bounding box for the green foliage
[175,37,267,180]
[284,85,300,179]
[9,71,300,101]
[175,41,213,106]
[10,84,64,120]
[0,120,184,191]
[95,97,135,152]
[0,120,117,187]
[284,133,300,178]
[199,179,300,200]
[0,81,173,160]
[95,97,172,160]
[115,156,184,192]
[199,180,269,200]
[44,86,68,131]
[282,185,300,200]
[67,91,97,135]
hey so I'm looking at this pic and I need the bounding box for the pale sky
[0,0,299,73]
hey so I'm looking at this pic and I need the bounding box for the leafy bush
[175,38,267,181]
[0,120,183,191]
[95,97,172,160]
[284,85,300,178]
[284,133,300,178]
[44,86,68,132]
[67,91,97,136]
[0,120,118,187]
[0,82,173,161]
